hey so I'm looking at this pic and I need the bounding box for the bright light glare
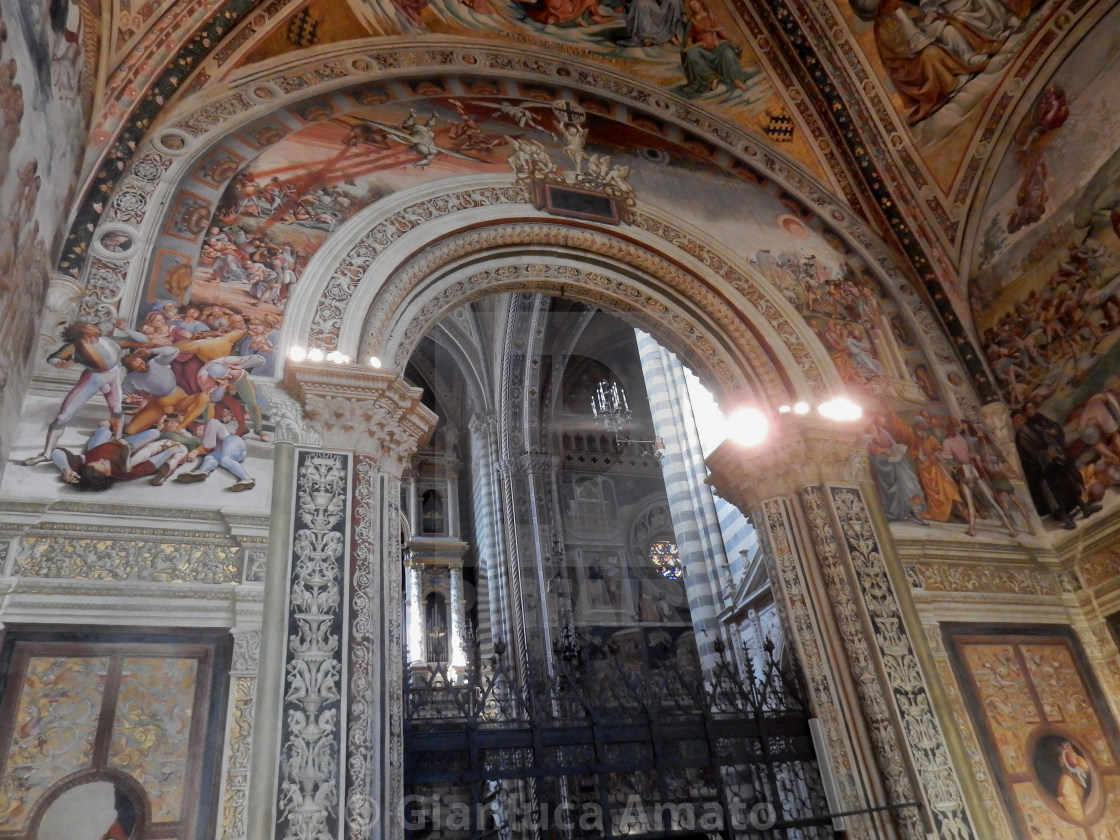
[726,407,769,447]
[369,356,383,368]
[288,346,307,362]
[778,405,791,414]
[307,347,325,362]
[792,401,810,415]
[818,397,862,421]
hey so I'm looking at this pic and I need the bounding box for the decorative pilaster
[707,417,979,840]
[281,362,437,840]
[219,628,262,840]
[278,449,349,840]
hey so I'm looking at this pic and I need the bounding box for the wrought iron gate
[404,637,837,839]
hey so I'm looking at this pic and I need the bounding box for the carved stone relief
[220,629,261,840]
[13,533,241,584]
[277,451,349,840]
[799,485,923,840]
[826,485,976,840]
[756,497,868,829]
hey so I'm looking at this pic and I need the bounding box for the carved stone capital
[497,452,559,476]
[706,416,868,509]
[468,412,496,437]
[282,363,438,477]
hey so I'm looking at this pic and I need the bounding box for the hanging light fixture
[590,378,662,454]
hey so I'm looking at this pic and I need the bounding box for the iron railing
[404,635,836,839]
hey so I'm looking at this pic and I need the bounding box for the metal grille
[404,638,836,839]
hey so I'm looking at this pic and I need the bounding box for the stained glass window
[649,540,682,579]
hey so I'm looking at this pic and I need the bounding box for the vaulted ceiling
[61,0,1116,354]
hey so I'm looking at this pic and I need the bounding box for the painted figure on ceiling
[942,419,1018,537]
[50,421,191,492]
[521,0,610,27]
[175,417,256,492]
[869,0,985,125]
[620,0,684,47]
[393,0,433,28]
[1011,402,1100,530]
[680,0,755,95]
[867,411,930,524]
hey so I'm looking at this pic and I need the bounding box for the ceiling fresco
[967,6,1120,479]
[839,0,1051,189]
[192,0,825,176]
[139,86,842,356]
[21,0,1111,418]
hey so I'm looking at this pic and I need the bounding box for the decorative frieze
[1075,548,1120,591]
[905,562,1060,596]
[13,534,240,584]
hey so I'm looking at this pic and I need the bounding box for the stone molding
[282,362,437,476]
[706,416,868,508]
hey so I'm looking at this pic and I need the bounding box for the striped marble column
[635,330,737,667]
[468,413,507,661]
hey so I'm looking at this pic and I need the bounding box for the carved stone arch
[317,212,842,411]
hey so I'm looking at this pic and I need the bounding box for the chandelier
[590,379,662,454]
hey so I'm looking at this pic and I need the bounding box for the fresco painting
[946,628,1120,839]
[316,0,766,104]
[745,221,1040,540]
[222,0,828,175]
[841,0,1049,178]
[13,85,951,528]
[0,1,88,470]
[969,12,1120,533]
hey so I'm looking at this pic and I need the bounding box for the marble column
[495,453,561,680]
[706,416,982,840]
[280,362,438,840]
[406,563,424,666]
[448,564,467,673]
[467,413,506,661]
